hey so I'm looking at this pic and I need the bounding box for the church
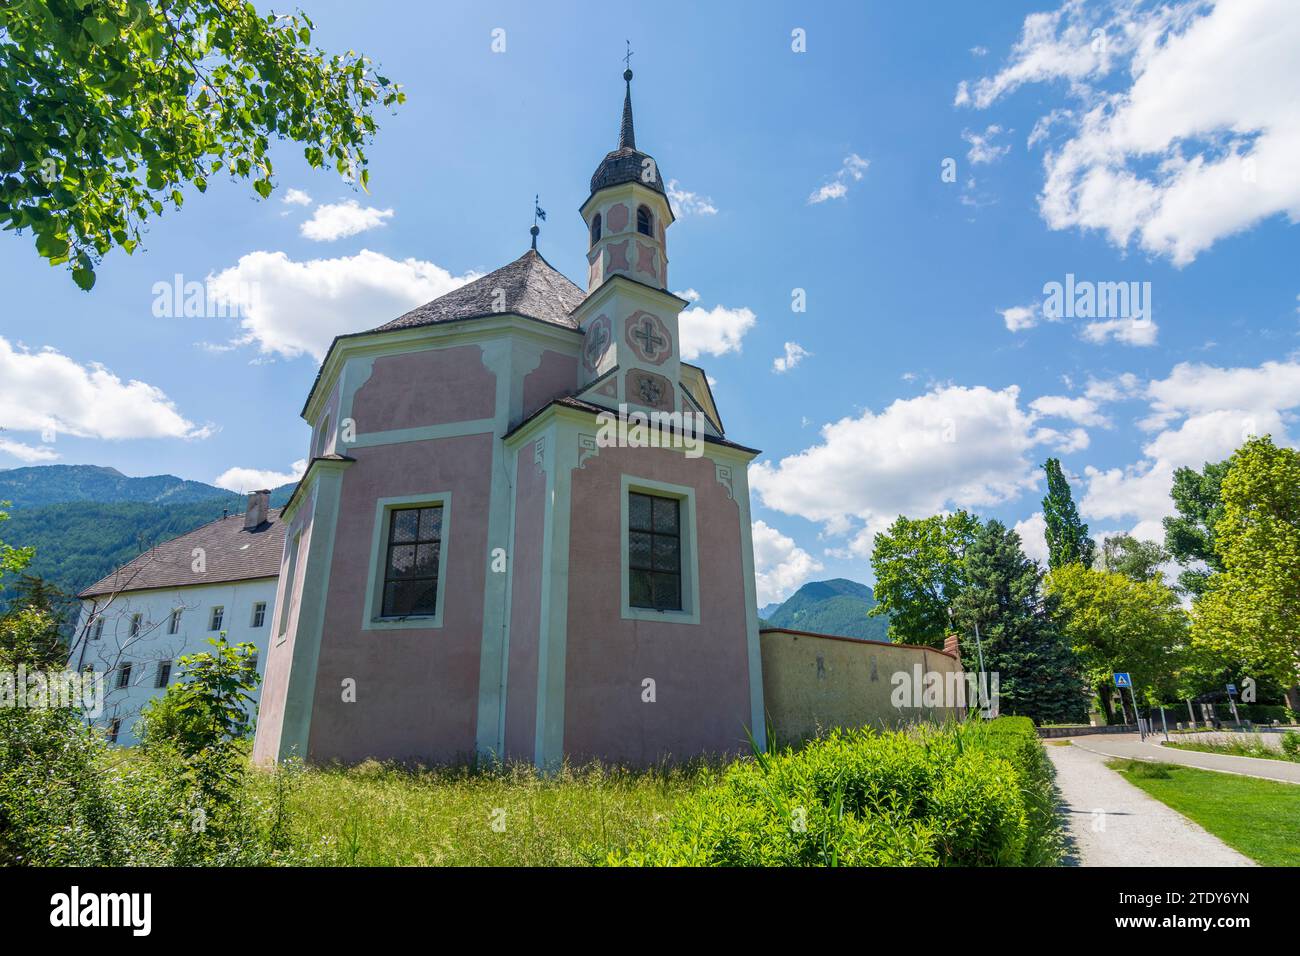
[253,69,769,768]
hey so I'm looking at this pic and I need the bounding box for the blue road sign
[1226,683,1237,695]
[1114,672,1132,688]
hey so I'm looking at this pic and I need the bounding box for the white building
[71,490,285,746]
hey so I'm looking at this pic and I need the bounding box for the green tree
[870,511,981,646]
[0,0,404,288]
[1097,533,1169,583]
[1041,458,1094,570]
[1045,564,1186,723]
[1192,437,1300,703]
[0,502,34,579]
[1162,458,1231,596]
[951,520,1086,725]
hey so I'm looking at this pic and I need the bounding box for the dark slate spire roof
[619,68,636,150]
[372,249,586,332]
[590,68,666,198]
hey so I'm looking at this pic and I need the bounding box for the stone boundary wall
[759,628,966,745]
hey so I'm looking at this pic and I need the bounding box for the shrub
[609,716,1059,867]
[1282,731,1300,759]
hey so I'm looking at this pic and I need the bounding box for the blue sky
[2,0,1297,604]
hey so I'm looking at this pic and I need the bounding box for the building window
[209,606,224,631]
[244,653,259,678]
[251,602,267,628]
[129,613,142,637]
[108,718,122,744]
[636,204,653,236]
[168,609,182,635]
[90,617,104,641]
[116,663,132,689]
[628,492,682,611]
[381,505,443,617]
[156,660,172,688]
[279,533,301,637]
[590,212,602,246]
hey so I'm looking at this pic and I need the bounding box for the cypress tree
[1042,458,1095,569]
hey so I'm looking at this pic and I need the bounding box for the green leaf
[72,266,96,291]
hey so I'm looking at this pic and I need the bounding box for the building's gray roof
[79,510,286,598]
[372,249,586,333]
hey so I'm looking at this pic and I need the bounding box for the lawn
[252,759,717,866]
[1163,732,1300,764]
[1107,759,1300,866]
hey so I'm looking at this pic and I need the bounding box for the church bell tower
[575,66,687,415]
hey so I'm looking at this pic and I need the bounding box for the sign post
[1226,683,1241,727]
[1114,673,1143,740]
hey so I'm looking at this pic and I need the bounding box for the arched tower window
[636,205,653,237]
[590,213,602,246]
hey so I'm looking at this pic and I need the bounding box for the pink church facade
[254,71,766,768]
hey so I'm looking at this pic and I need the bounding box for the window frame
[251,601,267,628]
[116,663,132,689]
[168,608,182,635]
[636,204,653,237]
[156,660,172,689]
[619,476,700,625]
[362,492,452,631]
[590,212,602,246]
[129,612,142,637]
[108,718,122,744]
[209,605,224,632]
[90,617,104,641]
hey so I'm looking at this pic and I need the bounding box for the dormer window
[590,213,602,246]
[636,205,653,236]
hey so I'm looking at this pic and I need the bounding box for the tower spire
[619,42,635,151]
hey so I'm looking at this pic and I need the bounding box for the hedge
[609,716,1060,866]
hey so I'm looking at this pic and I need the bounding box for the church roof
[79,510,286,598]
[372,249,586,333]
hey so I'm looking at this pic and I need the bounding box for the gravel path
[1047,743,1255,867]
[1068,733,1300,784]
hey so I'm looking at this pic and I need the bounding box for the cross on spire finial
[619,45,636,150]
[530,193,546,249]
[624,40,633,71]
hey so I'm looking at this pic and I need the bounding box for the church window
[590,213,602,246]
[636,205,653,237]
[628,492,681,610]
[381,505,443,617]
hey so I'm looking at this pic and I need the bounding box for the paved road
[1067,733,1300,784]
[1047,743,1255,867]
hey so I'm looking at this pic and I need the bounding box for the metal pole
[973,620,987,718]
[1187,698,1195,727]
[1160,706,1169,742]
[1129,685,1144,740]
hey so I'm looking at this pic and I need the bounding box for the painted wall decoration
[627,368,674,411]
[583,314,612,372]
[624,311,672,366]
[606,239,631,274]
[606,202,629,233]
[635,241,659,283]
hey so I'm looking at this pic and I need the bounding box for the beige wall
[760,629,965,745]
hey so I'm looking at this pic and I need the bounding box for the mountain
[0,464,246,509]
[0,465,295,614]
[760,578,890,642]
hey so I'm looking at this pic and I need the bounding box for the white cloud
[960,0,1300,265]
[751,520,824,606]
[1030,394,1110,427]
[807,153,870,204]
[281,188,313,207]
[1084,372,1142,402]
[752,384,1050,557]
[0,437,59,463]
[963,125,1011,164]
[300,200,395,241]
[970,45,989,57]
[213,459,307,493]
[1080,316,1158,347]
[673,288,702,303]
[678,302,756,360]
[772,341,810,374]
[1000,303,1041,332]
[0,337,209,456]
[207,249,480,361]
[666,180,718,216]
[1081,360,1300,535]
[1013,512,1050,566]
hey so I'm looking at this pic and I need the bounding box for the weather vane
[531,193,546,249]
